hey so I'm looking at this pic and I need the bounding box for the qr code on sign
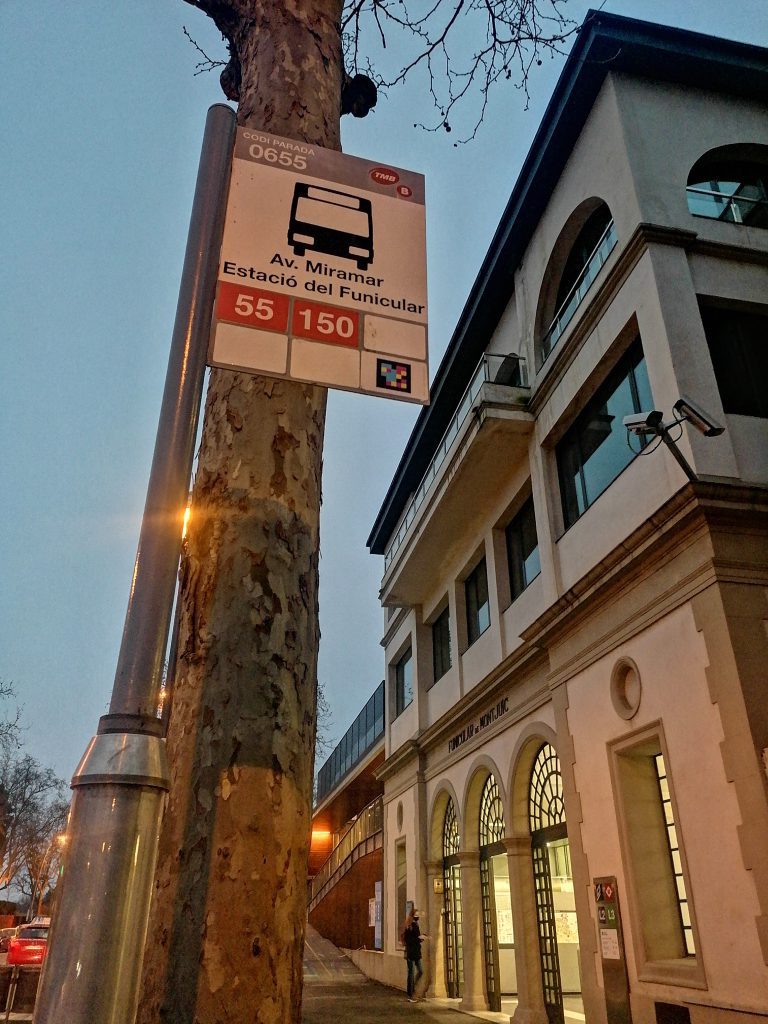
[376,359,411,393]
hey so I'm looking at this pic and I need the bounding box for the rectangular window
[654,754,695,956]
[395,647,413,717]
[465,558,490,646]
[506,496,541,600]
[700,304,768,418]
[396,841,407,944]
[557,340,652,528]
[432,606,452,683]
[611,729,700,979]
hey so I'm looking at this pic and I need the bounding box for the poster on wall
[374,880,382,950]
[495,907,515,945]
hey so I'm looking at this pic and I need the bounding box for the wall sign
[447,697,510,754]
[209,129,429,404]
[593,875,633,1024]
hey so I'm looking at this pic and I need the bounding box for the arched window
[479,775,505,848]
[529,742,565,832]
[443,798,460,857]
[442,798,463,997]
[528,743,581,1019]
[686,144,768,227]
[540,202,617,363]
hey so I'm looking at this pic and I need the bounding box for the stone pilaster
[425,859,448,998]
[457,851,489,1012]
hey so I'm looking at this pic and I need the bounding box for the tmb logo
[370,166,400,186]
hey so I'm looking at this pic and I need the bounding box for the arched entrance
[478,774,508,1012]
[529,743,581,1024]
[442,798,464,998]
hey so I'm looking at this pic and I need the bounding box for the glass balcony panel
[541,219,617,365]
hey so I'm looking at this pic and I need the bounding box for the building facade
[364,12,768,1024]
[308,683,385,951]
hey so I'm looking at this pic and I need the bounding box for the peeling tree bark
[138,3,343,1022]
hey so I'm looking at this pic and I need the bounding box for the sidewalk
[303,926,474,1024]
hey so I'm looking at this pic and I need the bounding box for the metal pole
[34,103,236,1024]
[660,430,698,482]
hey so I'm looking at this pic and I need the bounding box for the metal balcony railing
[686,184,768,227]
[309,796,383,908]
[540,218,617,363]
[383,352,529,570]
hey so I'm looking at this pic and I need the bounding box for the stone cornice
[691,235,768,268]
[522,481,768,658]
[375,739,420,784]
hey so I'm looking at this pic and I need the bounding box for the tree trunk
[138,3,343,1022]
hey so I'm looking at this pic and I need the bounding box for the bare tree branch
[182,26,227,76]
[181,0,576,140]
[342,0,577,141]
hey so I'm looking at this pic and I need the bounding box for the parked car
[7,922,49,966]
[0,927,16,953]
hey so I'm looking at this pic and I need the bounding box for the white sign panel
[600,927,621,960]
[209,129,429,403]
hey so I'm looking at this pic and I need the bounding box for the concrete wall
[308,849,382,952]
[345,947,406,991]
[567,600,768,1011]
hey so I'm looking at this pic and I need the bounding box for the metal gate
[529,743,567,1024]
[442,799,463,998]
[479,774,505,1012]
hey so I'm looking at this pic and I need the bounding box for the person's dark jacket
[403,922,422,961]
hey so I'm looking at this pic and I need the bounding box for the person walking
[402,908,427,1002]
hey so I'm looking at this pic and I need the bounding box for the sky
[2,0,767,783]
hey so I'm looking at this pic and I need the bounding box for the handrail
[383,353,529,569]
[541,218,617,363]
[310,796,383,904]
[686,184,768,224]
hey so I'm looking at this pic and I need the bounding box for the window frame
[431,604,452,685]
[556,339,652,530]
[609,723,705,989]
[699,301,768,419]
[686,166,768,227]
[465,557,491,647]
[394,645,414,718]
[505,496,541,601]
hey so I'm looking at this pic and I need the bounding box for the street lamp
[33,105,237,1024]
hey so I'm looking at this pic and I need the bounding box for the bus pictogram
[288,183,374,270]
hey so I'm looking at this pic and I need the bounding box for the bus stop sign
[209,128,429,404]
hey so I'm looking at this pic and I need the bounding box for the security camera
[623,409,664,435]
[673,396,724,437]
